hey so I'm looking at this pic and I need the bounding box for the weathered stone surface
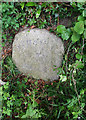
[12,28,64,81]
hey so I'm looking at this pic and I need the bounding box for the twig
[80,38,85,62]
[82,38,84,54]
[72,69,80,105]
[66,42,72,77]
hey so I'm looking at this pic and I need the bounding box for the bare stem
[66,42,72,76]
[72,68,86,113]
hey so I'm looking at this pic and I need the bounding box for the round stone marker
[12,28,64,81]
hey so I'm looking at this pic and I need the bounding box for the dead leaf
[35,99,41,104]
[48,96,52,101]
[31,25,36,29]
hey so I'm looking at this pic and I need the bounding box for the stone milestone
[12,28,64,81]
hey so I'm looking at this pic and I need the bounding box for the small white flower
[78,117,81,120]
[0,79,6,85]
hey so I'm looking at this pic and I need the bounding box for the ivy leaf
[82,9,86,17]
[78,15,84,21]
[76,53,82,59]
[26,2,36,7]
[84,20,86,25]
[21,114,27,118]
[36,9,41,19]
[71,32,80,43]
[84,29,86,39]
[61,31,70,40]
[57,25,66,33]
[74,21,84,34]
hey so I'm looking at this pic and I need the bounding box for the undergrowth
[1,2,86,120]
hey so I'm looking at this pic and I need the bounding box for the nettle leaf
[74,21,84,34]
[84,29,86,39]
[36,9,41,19]
[71,32,80,43]
[57,25,66,33]
[26,2,36,7]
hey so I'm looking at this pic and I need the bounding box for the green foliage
[2,2,30,44]
[2,2,86,120]
[26,2,36,7]
[36,9,41,19]
[57,6,86,44]
[27,17,36,26]
[20,2,25,10]
[21,89,45,119]
[73,60,84,69]
[2,74,45,119]
[71,31,80,43]
[76,53,82,59]
[55,3,86,119]
[57,25,66,33]
[2,3,19,31]
[74,21,84,34]
[84,29,86,39]
[57,25,71,40]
